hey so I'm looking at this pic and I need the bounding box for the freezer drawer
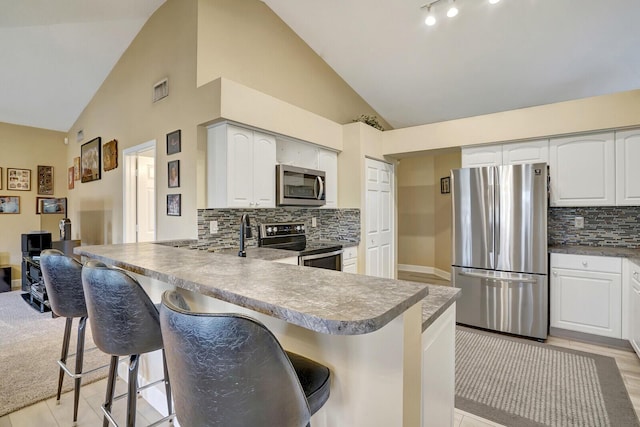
[453,267,548,339]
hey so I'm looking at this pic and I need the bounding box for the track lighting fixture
[421,0,502,27]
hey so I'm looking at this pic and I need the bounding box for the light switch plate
[574,216,584,229]
[311,217,317,227]
[209,220,218,234]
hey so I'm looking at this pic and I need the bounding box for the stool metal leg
[57,318,73,404]
[103,355,119,427]
[73,316,87,425]
[127,354,140,427]
[161,349,173,418]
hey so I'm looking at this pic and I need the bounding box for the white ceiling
[263,0,640,129]
[0,0,165,132]
[2,0,640,132]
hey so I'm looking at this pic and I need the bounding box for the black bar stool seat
[159,290,331,427]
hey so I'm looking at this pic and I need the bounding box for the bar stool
[159,290,331,427]
[40,249,91,426]
[81,260,173,427]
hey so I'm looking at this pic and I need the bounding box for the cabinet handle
[552,271,558,277]
[255,201,260,206]
[249,202,254,206]
[634,271,639,280]
[582,261,588,267]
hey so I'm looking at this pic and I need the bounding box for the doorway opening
[123,141,156,243]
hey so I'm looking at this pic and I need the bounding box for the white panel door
[318,149,338,208]
[615,128,640,205]
[502,139,549,165]
[461,144,502,167]
[549,132,615,206]
[366,158,394,278]
[630,269,640,357]
[227,125,254,208]
[137,156,156,242]
[550,267,622,338]
[252,131,276,208]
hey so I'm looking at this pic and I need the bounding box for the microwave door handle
[316,176,324,200]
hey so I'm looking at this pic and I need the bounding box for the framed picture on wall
[168,160,180,188]
[73,157,80,181]
[167,194,181,216]
[40,197,67,215]
[0,196,20,214]
[103,139,118,171]
[166,130,181,155]
[440,176,451,194]
[68,167,75,190]
[7,168,31,191]
[81,137,102,183]
[0,167,2,190]
[37,165,54,195]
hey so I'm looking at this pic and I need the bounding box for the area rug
[0,291,110,416]
[455,326,640,427]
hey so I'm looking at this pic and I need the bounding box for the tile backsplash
[548,206,640,248]
[197,208,360,249]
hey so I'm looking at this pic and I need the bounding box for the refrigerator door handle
[459,270,538,284]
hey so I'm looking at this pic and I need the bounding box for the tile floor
[1,271,638,426]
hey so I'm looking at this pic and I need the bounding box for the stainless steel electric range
[258,222,343,270]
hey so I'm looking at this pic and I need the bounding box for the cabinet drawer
[550,253,621,273]
[343,246,358,261]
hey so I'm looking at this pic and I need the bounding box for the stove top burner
[258,222,342,256]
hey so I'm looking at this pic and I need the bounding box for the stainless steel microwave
[276,164,326,206]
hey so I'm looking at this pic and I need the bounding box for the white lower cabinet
[628,259,640,357]
[342,246,358,273]
[550,253,622,338]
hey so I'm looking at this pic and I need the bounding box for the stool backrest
[81,260,163,356]
[160,290,311,427]
[40,249,86,318]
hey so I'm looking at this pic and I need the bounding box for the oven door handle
[299,249,343,261]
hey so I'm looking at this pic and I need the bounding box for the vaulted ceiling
[2,0,640,132]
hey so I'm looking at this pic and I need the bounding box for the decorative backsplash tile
[196,208,360,249]
[548,207,640,248]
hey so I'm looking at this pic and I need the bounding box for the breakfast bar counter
[75,242,453,427]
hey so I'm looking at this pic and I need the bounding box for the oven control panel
[259,223,306,238]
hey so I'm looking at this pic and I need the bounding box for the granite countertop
[549,245,640,262]
[421,285,461,332]
[75,243,428,336]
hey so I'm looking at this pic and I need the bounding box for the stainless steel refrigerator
[451,163,548,339]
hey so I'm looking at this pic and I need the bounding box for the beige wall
[383,89,640,156]
[66,0,388,246]
[197,0,390,130]
[396,150,460,274]
[0,122,67,284]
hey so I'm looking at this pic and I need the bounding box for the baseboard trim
[398,264,451,281]
[549,327,633,351]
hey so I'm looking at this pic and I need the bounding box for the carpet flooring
[0,291,110,417]
[456,326,640,427]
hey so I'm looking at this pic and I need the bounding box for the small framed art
[73,157,80,181]
[103,139,118,171]
[168,160,180,188]
[166,130,181,155]
[40,197,67,215]
[167,194,181,216]
[0,196,20,213]
[81,137,102,183]
[37,165,54,195]
[7,168,31,191]
[440,176,451,194]
[68,167,75,190]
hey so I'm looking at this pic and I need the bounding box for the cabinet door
[502,139,549,165]
[630,274,640,357]
[549,132,615,206]
[226,125,255,208]
[615,128,640,205]
[461,144,502,167]
[550,267,621,338]
[252,131,276,208]
[318,149,338,208]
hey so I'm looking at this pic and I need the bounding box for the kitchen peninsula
[75,242,457,427]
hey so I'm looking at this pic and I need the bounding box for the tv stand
[21,257,50,313]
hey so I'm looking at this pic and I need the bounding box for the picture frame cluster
[166,129,182,216]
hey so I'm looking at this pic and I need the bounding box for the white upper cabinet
[462,139,548,168]
[318,149,338,208]
[461,144,502,167]
[549,132,615,207]
[207,123,276,208]
[502,139,549,165]
[615,128,640,205]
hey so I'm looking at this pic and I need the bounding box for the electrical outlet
[311,217,317,227]
[574,216,584,229]
[209,220,218,234]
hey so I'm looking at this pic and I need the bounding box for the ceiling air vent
[76,129,84,142]
[153,78,169,103]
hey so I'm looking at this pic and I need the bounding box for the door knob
[582,261,588,267]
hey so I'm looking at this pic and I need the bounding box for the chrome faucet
[238,213,252,257]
